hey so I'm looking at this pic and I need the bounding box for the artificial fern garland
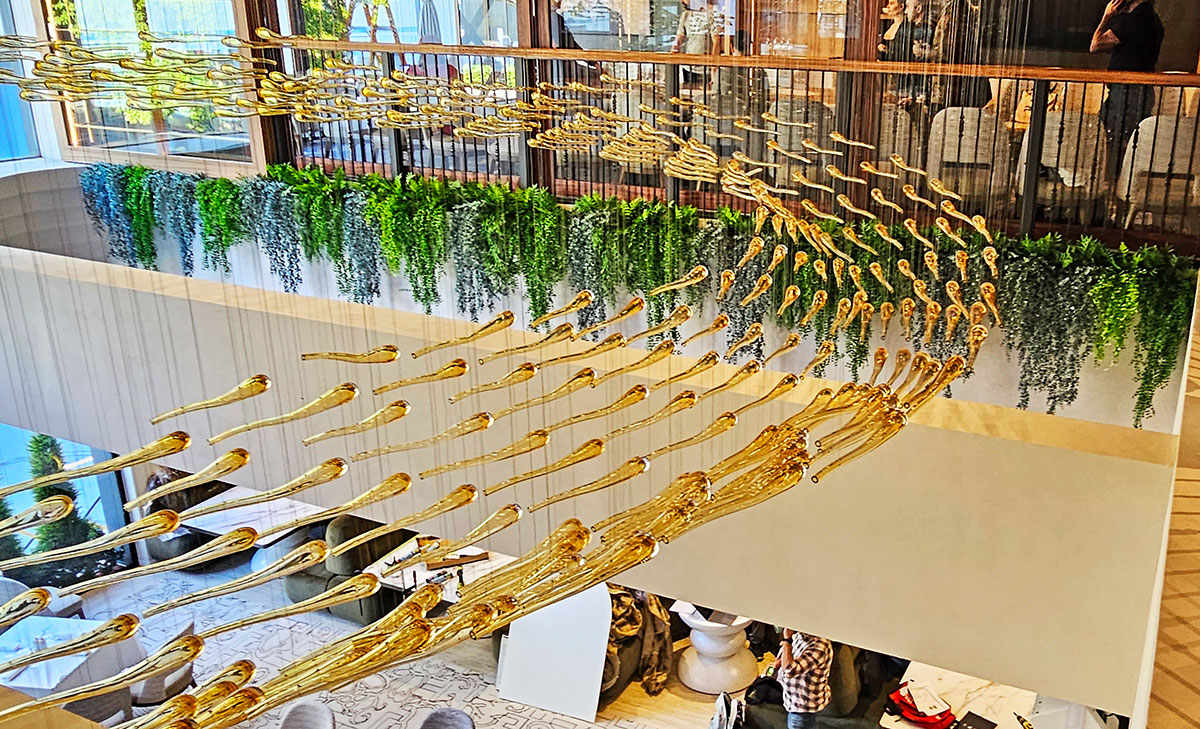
[340,188,383,305]
[79,163,135,266]
[120,166,157,269]
[238,177,303,293]
[148,169,200,276]
[195,177,245,274]
[76,162,1197,427]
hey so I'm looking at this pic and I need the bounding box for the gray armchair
[131,618,196,706]
[282,515,415,625]
[64,687,133,726]
[141,467,231,564]
[279,702,336,729]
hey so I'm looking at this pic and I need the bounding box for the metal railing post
[664,63,681,204]
[1020,79,1051,236]
[833,70,855,200]
[380,52,408,179]
[515,58,536,188]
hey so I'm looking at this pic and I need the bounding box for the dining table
[0,616,144,699]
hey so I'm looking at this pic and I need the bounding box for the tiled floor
[82,557,711,729]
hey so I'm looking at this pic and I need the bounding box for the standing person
[671,0,727,55]
[774,628,833,729]
[880,0,936,105]
[929,0,991,109]
[671,0,729,87]
[1090,0,1163,181]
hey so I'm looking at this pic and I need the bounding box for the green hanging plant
[686,214,726,312]
[565,197,612,337]
[120,166,157,269]
[444,181,526,320]
[148,170,200,276]
[476,183,523,293]
[364,174,449,313]
[1131,248,1195,427]
[448,199,504,320]
[1090,244,1141,363]
[339,188,382,305]
[516,185,565,323]
[999,235,1101,414]
[269,165,347,262]
[239,177,303,293]
[195,177,245,274]
[712,208,770,363]
[79,163,134,265]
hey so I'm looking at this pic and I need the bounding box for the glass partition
[292,0,519,46]
[46,0,252,160]
[0,423,130,586]
[0,0,38,160]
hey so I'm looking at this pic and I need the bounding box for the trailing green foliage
[239,177,304,293]
[363,174,449,313]
[340,188,382,305]
[78,163,1197,426]
[120,166,157,269]
[79,163,134,264]
[148,170,200,276]
[516,186,566,324]
[195,177,245,273]
[1132,248,1196,427]
[268,165,347,262]
[563,195,701,337]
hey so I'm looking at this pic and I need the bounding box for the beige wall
[0,247,1179,719]
[0,166,108,261]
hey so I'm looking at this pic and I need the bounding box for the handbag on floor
[744,673,784,705]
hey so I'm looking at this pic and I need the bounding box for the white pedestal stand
[673,602,758,694]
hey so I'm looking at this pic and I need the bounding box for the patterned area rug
[83,558,662,729]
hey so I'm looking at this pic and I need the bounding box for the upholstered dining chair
[279,701,336,729]
[130,618,196,706]
[64,686,133,727]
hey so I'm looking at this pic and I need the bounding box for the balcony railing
[257,41,1200,249]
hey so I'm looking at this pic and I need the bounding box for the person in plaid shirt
[773,629,833,729]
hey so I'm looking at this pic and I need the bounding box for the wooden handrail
[272,38,1200,87]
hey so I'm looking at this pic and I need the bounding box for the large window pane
[0,0,39,160]
[49,0,251,161]
[294,0,518,46]
[0,424,130,587]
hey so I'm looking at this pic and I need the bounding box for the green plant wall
[77,163,1196,427]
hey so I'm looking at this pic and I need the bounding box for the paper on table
[906,681,952,715]
[669,600,699,616]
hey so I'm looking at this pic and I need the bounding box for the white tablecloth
[0,616,146,698]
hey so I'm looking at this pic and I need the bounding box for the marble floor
[81,554,718,729]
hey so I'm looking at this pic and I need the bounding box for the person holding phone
[1091,0,1164,182]
[773,629,833,729]
[1091,0,1162,71]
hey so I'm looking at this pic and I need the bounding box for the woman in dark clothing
[880,0,936,104]
[1090,0,1164,181]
